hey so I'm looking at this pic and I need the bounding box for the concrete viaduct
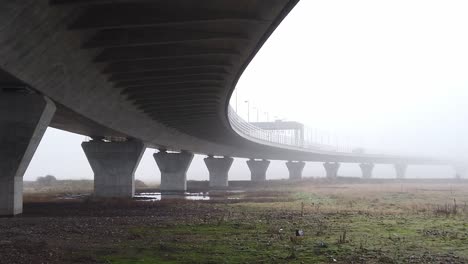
[0,0,451,216]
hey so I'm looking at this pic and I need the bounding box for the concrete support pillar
[154,150,194,191]
[204,156,233,188]
[323,162,340,178]
[82,140,145,198]
[453,165,466,179]
[394,163,407,179]
[246,159,270,182]
[0,92,55,216]
[359,163,374,179]
[286,161,306,180]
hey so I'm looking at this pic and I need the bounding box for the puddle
[54,191,244,202]
[135,192,210,201]
[135,190,245,201]
[58,194,88,200]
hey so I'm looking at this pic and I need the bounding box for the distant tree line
[36,175,57,187]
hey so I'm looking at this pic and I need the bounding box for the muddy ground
[1,180,468,264]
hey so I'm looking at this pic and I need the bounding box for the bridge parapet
[229,106,362,153]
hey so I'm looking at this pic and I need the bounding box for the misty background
[25,0,468,182]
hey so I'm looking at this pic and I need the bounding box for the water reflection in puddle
[135,192,210,201]
[135,191,244,201]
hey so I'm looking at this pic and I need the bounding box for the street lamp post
[253,107,259,122]
[244,100,250,122]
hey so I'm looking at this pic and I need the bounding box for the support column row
[0,88,414,216]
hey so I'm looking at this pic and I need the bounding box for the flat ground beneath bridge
[2,180,468,263]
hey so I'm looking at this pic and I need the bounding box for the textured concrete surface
[394,163,408,179]
[0,92,55,215]
[0,1,443,165]
[286,161,306,180]
[82,140,145,198]
[247,159,270,182]
[323,162,341,178]
[154,151,194,191]
[204,156,234,188]
[359,163,375,179]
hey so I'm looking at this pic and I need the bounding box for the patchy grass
[94,182,468,264]
[4,180,467,263]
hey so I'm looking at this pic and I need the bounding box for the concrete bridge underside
[0,0,447,215]
[0,0,439,164]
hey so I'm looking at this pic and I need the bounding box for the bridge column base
[154,151,194,192]
[359,163,374,179]
[323,162,340,178]
[286,161,306,180]
[204,156,233,188]
[0,93,55,216]
[394,163,407,179]
[247,159,270,182]
[82,140,144,198]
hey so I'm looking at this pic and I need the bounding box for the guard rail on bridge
[228,106,355,153]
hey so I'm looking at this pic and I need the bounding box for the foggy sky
[25,0,467,182]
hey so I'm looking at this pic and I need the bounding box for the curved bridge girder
[0,0,442,164]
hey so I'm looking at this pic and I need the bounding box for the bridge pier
[359,163,374,179]
[323,162,340,178]
[82,140,144,198]
[394,163,407,179]
[453,165,466,179]
[0,92,55,216]
[154,150,194,191]
[204,156,233,188]
[246,159,270,182]
[286,161,306,180]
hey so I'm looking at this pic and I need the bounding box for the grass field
[6,180,468,263]
[99,182,468,264]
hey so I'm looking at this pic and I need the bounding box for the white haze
[25,0,468,182]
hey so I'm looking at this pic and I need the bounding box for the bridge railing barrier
[228,106,352,153]
[228,106,440,159]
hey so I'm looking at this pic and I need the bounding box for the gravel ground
[0,199,225,264]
